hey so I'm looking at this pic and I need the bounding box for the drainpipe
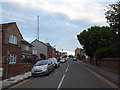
[6,51,10,79]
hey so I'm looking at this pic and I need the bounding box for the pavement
[1,58,119,89]
[81,61,120,87]
[0,71,31,89]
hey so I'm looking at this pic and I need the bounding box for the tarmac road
[10,58,115,89]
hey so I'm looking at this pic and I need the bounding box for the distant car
[31,60,54,76]
[48,58,60,68]
[73,58,77,61]
[60,59,66,63]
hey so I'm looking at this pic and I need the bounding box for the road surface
[10,58,115,89]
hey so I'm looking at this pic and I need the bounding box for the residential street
[10,58,114,89]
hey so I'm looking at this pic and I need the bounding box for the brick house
[1,22,33,79]
[61,52,67,57]
[1,22,23,64]
[55,51,61,61]
[45,43,59,59]
[75,48,82,57]
[45,43,53,58]
[21,39,33,59]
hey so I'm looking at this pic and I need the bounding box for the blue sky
[0,0,116,55]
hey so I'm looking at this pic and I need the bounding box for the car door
[48,61,53,71]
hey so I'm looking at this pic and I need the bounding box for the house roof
[31,39,48,47]
[45,43,51,47]
[0,22,23,38]
[22,39,33,47]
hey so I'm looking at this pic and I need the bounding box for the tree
[77,26,116,59]
[62,55,67,58]
[105,1,120,37]
[76,53,81,60]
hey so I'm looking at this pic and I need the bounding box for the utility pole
[37,16,39,40]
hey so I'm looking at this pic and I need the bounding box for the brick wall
[3,63,33,79]
[84,58,120,72]
[3,23,22,47]
[100,58,120,72]
[2,44,21,63]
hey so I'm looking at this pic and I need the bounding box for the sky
[0,0,116,55]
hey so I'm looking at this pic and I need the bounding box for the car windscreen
[35,60,48,66]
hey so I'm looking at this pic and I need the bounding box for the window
[25,45,29,51]
[9,54,16,64]
[32,50,37,55]
[9,34,18,45]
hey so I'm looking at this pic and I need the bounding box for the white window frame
[25,45,29,51]
[9,54,16,64]
[9,34,18,45]
[32,50,37,55]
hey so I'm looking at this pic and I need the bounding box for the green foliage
[68,55,74,58]
[40,53,46,60]
[77,26,116,58]
[22,58,33,63]
[76,53,81,60]
[105,1,120,35]
[62,55,67,58]
[95,47,120,58]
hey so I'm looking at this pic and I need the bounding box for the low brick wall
[3,63,33,79]
[83,58,120,72]
[100,58,120,72]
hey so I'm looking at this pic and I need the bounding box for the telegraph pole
[37,16,39,40]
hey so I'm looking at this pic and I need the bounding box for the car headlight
[42,67,48,71]
[31,67,35,73]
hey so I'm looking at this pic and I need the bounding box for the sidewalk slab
[1,71,31,89]
[80,61,119,87]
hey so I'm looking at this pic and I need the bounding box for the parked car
[49,58,60,68]
[73,58,77,61]
[60,59,66,63]
[31,60,54,76]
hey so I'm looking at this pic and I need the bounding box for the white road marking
[45,77,48,79]
[57,74,66,90]
[65,67,68,73]
[68,65,69,67]
[55,71,58,74]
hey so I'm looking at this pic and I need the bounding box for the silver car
[60,59,66,63]
[31,60,54,76]
[49,58,60,68]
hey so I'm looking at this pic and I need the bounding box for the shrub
[22,58,33,63]
[95,47,120,58]
[40,53,46,60]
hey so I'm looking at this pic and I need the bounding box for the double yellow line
[82,64,119,89]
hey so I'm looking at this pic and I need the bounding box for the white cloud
[2,0,116,25]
